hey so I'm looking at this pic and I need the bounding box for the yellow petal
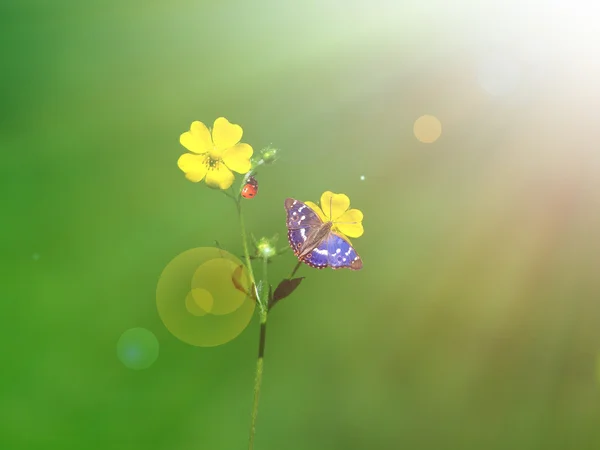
[185,172,207,182]
[177,153,208,182]
[180,121,213,154]
[336,210,364,238]
[304,201,328,222]
[205,164,235,190]
[336,208,363,224]
[320,191,350,221]
[212,117,242,151]
[222,143,253,174]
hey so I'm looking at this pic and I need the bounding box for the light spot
[360,175,365,181]
[117,328,159,370]
[185,288,214,316]
[32,253,40,261]
[414,115,442,143]
[156,247,255,347]
[300,215,306,220]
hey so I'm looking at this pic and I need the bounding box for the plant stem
[236,200,260,301]
[248,311,267,450]
[289,260,302,279]
[233,192,270,449]
[248,257,269,450]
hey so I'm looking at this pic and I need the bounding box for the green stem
[248,288,268,450]
[236,200,259,301]
[262,256,269,306]
[232,192,269,449]
[249,257,269,450]
[289,260,302,279]
[249,309,267,450]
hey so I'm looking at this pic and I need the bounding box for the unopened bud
[259,146,279,165]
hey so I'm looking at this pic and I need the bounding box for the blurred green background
[3,0,600,449]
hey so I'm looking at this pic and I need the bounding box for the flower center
[204,155,221,171]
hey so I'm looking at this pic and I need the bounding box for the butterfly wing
[284,198,322,230]
[300,238,330,269]
[326,232,363,270]
[301,232,363,270]
[285,198,323,256]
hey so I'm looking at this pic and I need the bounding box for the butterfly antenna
[329,194,333,223]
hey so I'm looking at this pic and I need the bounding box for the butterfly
[284,198,363,270]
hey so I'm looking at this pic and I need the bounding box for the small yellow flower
[305,191,364,240]
[178,117,253,189]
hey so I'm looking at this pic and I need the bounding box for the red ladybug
[241,176,258,199]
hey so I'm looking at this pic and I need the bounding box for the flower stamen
[204,154,221,170]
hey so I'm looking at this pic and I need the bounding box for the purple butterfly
[284,198,363,270]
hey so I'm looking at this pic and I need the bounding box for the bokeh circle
[117,328,159,370]
[414,115,442,144]
[156,247,255,347]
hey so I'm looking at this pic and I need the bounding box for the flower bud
[255,236,276,259]
[259,146,280,165]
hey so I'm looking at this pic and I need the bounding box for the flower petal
[212,117,243,151]
[222,143,253,174]
[205,164,235,190]
[336,208,364,224]
[180,121,213,154]
[336,208,364,238]
[177,153,208,182]
[185,172,207,182]
[320,191,350,221]
[304,201,328,222]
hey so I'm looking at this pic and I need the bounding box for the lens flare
[117,328,159,370]
[414,115,442,144]
[156,247,255,347]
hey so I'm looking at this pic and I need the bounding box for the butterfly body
[284,198,363,270]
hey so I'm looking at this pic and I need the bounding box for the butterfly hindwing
[326,232,363,270]
[300,238,330,269]
[301,232,363,270]
[287,228,308,256]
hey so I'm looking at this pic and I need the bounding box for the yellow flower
[305,191,364,240]
[177,117,253,189]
